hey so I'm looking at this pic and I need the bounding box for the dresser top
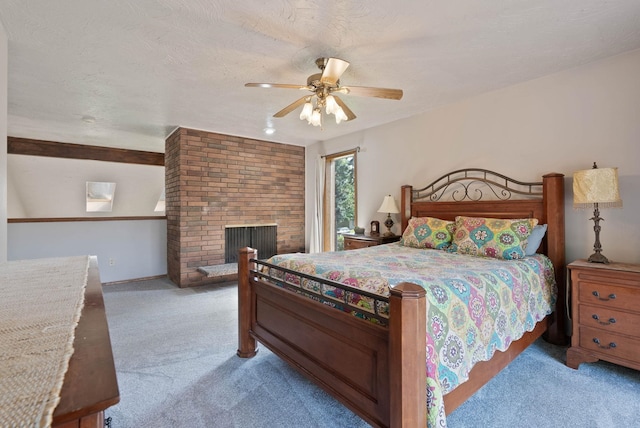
[568,259,640,274]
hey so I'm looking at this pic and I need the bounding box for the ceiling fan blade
[273,96,309,118]
[333,96,356,121]
[245,83,308,90]
[320,58,350,86]
[338,85,403,100]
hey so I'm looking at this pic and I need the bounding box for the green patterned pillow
[400,217,455,250]
[449,216,538,260]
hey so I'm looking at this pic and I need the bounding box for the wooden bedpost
[542,173,568,345]
[237,247,258,358]
[388,282,427,427]
[401,185,413,234]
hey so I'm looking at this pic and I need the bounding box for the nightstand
[342,233,400,251]
[566,259,640,371]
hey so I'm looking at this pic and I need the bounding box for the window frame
[322,149,358,251]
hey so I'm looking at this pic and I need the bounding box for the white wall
[307,48,640,265]
[7,155,165,218]
[5,153,167,282]
[0,22,7,262]
[8,219,167,283]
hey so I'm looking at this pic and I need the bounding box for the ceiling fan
[245,57,403,127]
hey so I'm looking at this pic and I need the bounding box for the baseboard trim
[9,216,166,223]
[102,274,167,286]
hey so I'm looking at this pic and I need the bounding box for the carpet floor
[102,277,640,428]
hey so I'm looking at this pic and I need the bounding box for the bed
[237,169,566,427]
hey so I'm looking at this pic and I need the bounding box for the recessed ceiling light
[264,128,276,135]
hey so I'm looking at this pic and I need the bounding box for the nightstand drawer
[577,281,640,311]
[344,239,375,250]
[342,234,400,251]
[578,326,640,363]
[567,260,640,371]
[578,304,640,337]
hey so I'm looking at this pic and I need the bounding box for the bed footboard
[237,247,426,428]
[237,247,258,358]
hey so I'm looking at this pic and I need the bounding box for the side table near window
[566,259,640,371]
[342,233,400,250]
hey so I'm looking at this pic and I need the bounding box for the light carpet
[103,277,640,428]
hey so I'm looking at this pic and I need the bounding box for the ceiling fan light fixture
[299,101,313,121]
[310,108,322,127]
[246,57,402,128]
[325,95,339,115]
[335,106,348,124]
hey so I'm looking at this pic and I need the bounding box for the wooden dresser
[342,233,400,250]
[566,259,640,371]
[52,257,120,428]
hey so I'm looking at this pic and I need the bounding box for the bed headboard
[400,169,567,344]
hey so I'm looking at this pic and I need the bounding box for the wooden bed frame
[237,169,566,427]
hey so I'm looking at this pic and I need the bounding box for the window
[86,181,116,212]
[323,150,357,251]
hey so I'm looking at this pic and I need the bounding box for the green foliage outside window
[334,155,355,251]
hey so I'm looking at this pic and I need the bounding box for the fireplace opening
[225,224,277,263]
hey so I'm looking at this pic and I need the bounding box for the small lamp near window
[573,162,622,263]
[377,195,400,237]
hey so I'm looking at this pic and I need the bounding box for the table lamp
[573,162,622,263]
[377,195,400,237]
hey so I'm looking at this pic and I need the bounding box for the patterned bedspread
[266,243,557,428]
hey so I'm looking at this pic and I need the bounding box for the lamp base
[383,214,394,237]
[587,252,609,264]
[587,204,609,264]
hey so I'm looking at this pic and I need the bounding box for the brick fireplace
[165,127,305,287]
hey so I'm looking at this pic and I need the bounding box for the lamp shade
[573,167,622,209]
[299,101,313,121]
[325,95,339,115]
[377,195,399,214]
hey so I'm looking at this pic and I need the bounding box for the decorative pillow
[400,217,455,250]
[449,216,538,260]
[525,224,548,256]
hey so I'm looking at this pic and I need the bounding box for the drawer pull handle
[591,314,616,325]
[591,291,616,301]
[592,338,617,349]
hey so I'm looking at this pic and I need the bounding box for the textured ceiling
[1,1,640,152]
